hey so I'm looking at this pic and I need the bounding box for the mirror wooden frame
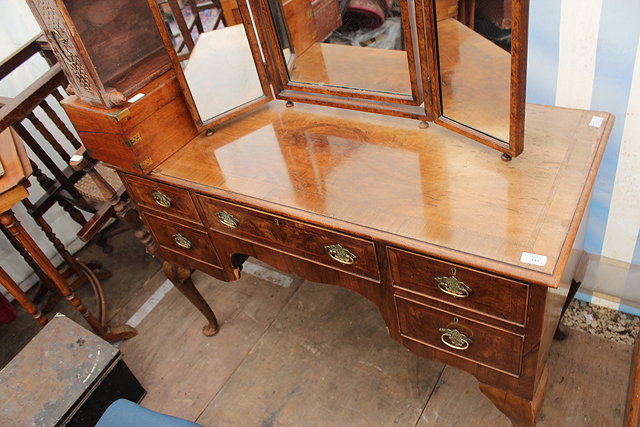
[254,0,432,120]
[147,0,529,157]
[146,0,273,131]
[426,0,529,157]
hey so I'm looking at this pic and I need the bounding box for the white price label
[589,116,604,128]
[520,252,547,266]
[128,93,145,103]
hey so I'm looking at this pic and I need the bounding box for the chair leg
[70,155,157,256]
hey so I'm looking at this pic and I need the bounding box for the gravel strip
[561,299,639,345]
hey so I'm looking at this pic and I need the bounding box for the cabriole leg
[162,260,219,336]
[479,364,549,427]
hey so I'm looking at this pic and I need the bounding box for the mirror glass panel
[156,0,265,123]
[434,0,511,142]
[266,0,412,96]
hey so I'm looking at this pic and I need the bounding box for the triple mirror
[148,0,528,157]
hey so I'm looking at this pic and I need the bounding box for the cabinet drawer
[142,211,221,270]
[389,248,528,326]
[197,195,380,281]
[395,295,523,376]
[123,174,200,223]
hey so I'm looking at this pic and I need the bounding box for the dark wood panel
[122,174,201,224]
[142,211,222,270]
[63,0,170,95]
[395,295,524,376]
[389,247,529,326]
[198,194,380,282]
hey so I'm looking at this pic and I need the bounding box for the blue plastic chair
[95,399,204,427]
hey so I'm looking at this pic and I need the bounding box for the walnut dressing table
[118,101,611,426]
[32,0,612,424]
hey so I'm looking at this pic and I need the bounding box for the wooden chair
[0,34,122,252]
[0,34,125,309]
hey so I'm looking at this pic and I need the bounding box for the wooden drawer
[197,195,380,282]
[395,295,524,376]
[142,211,221,271]
[122,174,200,224]
[388,248,528,326]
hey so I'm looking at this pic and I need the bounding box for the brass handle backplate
[50,29,75,64]
[439,327,472,350]
[151,190,171,208]
[325,244,356,265]
[435,268,472,298]
[172,233,191,249]
[216,211,239,229]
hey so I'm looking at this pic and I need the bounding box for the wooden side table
[0,127,135,341]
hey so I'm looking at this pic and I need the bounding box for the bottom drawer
[142,212,222,274]
[395,295,523,376]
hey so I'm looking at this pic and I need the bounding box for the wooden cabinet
[61,72,197,173]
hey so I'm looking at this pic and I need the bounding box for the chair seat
[73,162,122,202]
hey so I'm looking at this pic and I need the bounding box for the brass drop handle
[172,233,191,249]
[435,268,472,298]
[151,190,171,208]
[325,244,356,265]
[439,327,472,350]
[216,211,239,229]
[50,29,75,65]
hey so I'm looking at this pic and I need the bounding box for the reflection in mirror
[157,0,265,122]
[435,0,511,142]
[266,0,413,96]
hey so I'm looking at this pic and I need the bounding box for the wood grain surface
[155,101,613,287]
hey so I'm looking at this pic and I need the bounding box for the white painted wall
[527,0,640,312]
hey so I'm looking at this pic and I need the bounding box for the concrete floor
[0,229,633,426]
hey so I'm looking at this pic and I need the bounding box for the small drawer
[197,195,380,282]
[388,248,528,326]
[122,174,200,223]
[395,295,524,376]
[142,211,221,269]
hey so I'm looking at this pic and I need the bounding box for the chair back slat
[26,112,70,163]
[13,122,78,197]
[39,99,81,150]
[0,34,43,81]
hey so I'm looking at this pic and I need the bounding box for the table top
[154,101,613,287]
[0,127,31,213]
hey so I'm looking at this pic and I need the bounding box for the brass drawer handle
[151,190,171,208]
[325,244,356,265]
[435,268,472,298]
[439,327,472,350]
[172,233,191,249]
[216,211,239,229]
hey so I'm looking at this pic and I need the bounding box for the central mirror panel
[267,0,412,96]
[262,0,427,111]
